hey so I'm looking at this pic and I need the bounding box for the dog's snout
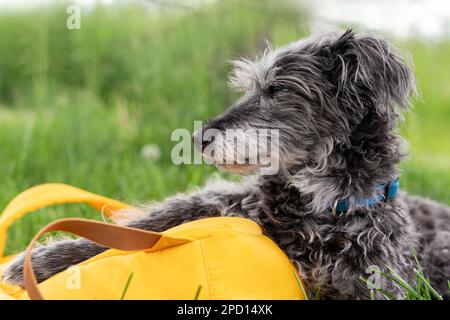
[192,129,212,151]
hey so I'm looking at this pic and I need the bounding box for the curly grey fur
[2,30,449,299]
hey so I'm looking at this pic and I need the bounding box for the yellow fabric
[0,183,131,257]
[0,184,305,300]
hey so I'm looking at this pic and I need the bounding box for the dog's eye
[266,85,281,97]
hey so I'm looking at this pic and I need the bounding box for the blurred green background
[0,0,449,254]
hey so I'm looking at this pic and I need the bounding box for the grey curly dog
[3,30,450,299]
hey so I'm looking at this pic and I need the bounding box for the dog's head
[194,30,416,180]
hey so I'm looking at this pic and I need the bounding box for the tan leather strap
[0,183,132,258]
[24,218,162,300]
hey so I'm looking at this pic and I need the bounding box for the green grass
[360,253,445,300]
[0,0,308,254]
[294,271,309,300]
[194,285,202,300]
[0,0,448,262]
[400,40,450,202]
[120,272,134,300]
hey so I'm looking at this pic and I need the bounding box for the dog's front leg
[1,238,106,287]
[2,179,251,287]
[125,181,251,231]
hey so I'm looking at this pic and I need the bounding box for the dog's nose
[192,129,211,151]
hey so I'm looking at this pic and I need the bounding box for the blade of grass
[194,285,202,300]
[411,250,430,299]
[377,271,417,299]
[415,273,423,299]
[359,276,376,290]
[412,249,422,272]
[383,266,419,299]
[359,276,398,300]
[417,271,430,299]
[377,288,398,300]
[413,269,443,300]
[120,272,134,300]
[314,288,321,300]
[294,271,309,300]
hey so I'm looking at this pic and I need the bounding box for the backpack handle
[23,218,163,300]
[0,184,131,257]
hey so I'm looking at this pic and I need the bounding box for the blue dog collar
[334,178,399,213]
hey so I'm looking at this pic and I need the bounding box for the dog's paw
[2,252,25,287]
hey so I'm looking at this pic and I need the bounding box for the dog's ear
[321,29,416,117]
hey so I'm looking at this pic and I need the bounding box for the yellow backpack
[0,184,306,300]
